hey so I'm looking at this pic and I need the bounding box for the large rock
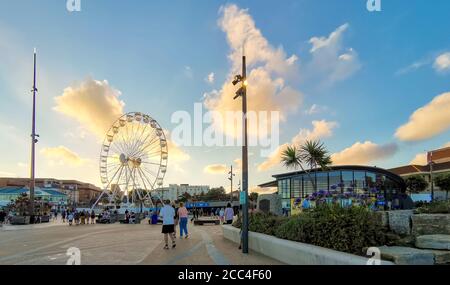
[412,214,450,235]
[378,246,434,265]
[416,235,450,250]
[388,210,413,235]
[423,250,450,265]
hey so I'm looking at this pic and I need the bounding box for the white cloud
[433,52,450,73]
[40,146,85,166]
[204,4,302,139]
[331,141,398,165]
[306,24,360,83]
[205,72,215,84]
[257,120,338,171]
[395,92,450,141]
[305,104,328,115]
[54,78,125,139]
[204,164,228,174]
[184,66,194,79]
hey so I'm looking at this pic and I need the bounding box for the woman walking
[224,203,234,225]
[177,202,189,238]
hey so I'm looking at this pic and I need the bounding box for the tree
[249,192,259,202]
[435,174,450,200]
[404,175,428,194]
[178,192,192,203]
[299,140,332,171]
[205,187,226,201]
[281,140,333,191]
[281,145,316,189]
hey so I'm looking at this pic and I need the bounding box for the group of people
[158,201,236,250]
[159,201,190,250]
[64,209,96,226]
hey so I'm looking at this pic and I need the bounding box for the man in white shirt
[159,200,176,249]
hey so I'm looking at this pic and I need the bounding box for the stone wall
[412,214,450,235]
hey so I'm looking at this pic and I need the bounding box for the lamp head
[232,75,243,85]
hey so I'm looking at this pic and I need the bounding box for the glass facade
[276,167,405,207]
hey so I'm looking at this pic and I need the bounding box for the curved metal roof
[270,165,406,189]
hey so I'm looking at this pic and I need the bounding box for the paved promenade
[0,220,283,265]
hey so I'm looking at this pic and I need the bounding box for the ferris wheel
[92,112,168,209]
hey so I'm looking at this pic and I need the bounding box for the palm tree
[281,145,316,190]
[299,140,333,191]
[281,140,333,192]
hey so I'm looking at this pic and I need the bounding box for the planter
[10,216,30,225]
[222,225,394,265]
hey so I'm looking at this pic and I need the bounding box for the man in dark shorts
[159,200,176,249]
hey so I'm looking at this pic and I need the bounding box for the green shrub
[236,205,389,255]
[415,200,450,214]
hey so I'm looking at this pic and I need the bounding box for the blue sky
[0,0,449,192]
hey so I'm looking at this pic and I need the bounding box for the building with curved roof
[259,165,407,214]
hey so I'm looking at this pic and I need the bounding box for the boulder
[378,246,434,265]
[416,235,450,250]
[388,210,413,235]
[421,250,450,265]
[412,214,450,235]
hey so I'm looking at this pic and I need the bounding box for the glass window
[278,179,291,199]
[316,172,328,191]
[342,170,354,191]
[354,171,366,194]
[329,171,341,191]
[303,174,315,197]
[291,176,302,198]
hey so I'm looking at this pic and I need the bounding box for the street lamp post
[232,54,249,254]
[228,165,235,202]
[29,49,39,221]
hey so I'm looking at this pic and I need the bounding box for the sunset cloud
[204,164,228,174]
[204,4,302,139]
[54,78,125,139]
[395,92,450,141]
[331,141,398,165]
[40,146,85,166]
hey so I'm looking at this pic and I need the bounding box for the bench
[194,218,220,226]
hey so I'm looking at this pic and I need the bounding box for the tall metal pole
[29,48,38,220]
[430,152,434,201]
[241,54,249,254]
[228,165,235,202]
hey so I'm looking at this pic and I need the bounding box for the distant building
[0,186,67,208]
[153,184,210,202]
[389,147,450,200]
[0,178,102,207]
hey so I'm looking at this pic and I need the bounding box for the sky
[0,0,449,194]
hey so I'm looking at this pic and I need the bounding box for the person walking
[68,211,74,226]
[80,210,86,225]
[172,202,179,236]
[90,210,96,224]
[219,207,225,224]
[0,209,6,225]
[159,200,176,249]
[224,203,234,225]
[61,209,66,223]
[177,202,189,239]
